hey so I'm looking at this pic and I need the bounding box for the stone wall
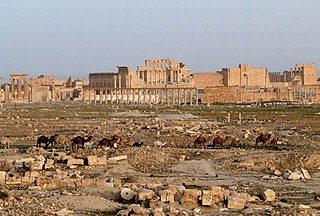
[192,72,224,89]
[202,86,320,104]
[31,86,51,102]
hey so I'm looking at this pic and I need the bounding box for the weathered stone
[54,208,74,216]
[301,168,311,179]
[44,159,55,169]
[288,172,304,180]
[259,188,276,201]
[87,155,107,166]
[181,189,202,204]
[67,158,84,166]
[227,193,245,210]
[107,155,127,163]
[129,204,149,215]
[121,188,135,201]
[0,171,6,182]
[30,160,44,171]
[282,172,291,179]
[201,192,213,206]
[153,207,165,216]
[136,188,154,202]
[15,157,35,164]
[158,190,175,203]
[273,169,282,177]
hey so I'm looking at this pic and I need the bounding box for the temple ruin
[1,59,319,105]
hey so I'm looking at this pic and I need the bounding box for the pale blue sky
[0,0,319,81]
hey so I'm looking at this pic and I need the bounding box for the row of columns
[83,88,199,106]
[9,75,28,100]
[138,69,179,85]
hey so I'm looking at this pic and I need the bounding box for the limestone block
[87,155,107,166]
[136,188,154,202]
[301,168,311,179]
[30,160,44,171]
[181,189,202,204]
[158,190,175,203]
[273,169,282,177]
[129,204,149,215]
[227,194,245,210]
[67,158,84,166]
[201,193,213,206]
[45,159,55,169]
[121,188,135,201]
[0,171,6,182]
[288,172,304,180]
[15,157,35,164]
[259,188,276,201]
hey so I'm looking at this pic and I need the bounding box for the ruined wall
[192,73,224,88]
[118,67,145,88]
[221,64,270,88]
[89,73,117,88]
[202,85,320,104]
[297,64,318,85]
[31,86,51,102]
[201,87,240,103]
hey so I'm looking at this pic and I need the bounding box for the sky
[0,0,320,82]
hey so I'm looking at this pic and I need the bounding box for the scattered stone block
[67,158,84,166]
[273,169,282,177]
[87,155,107,166]
[301,168,311,179]
[107,155,127,163]
[45,159,55,169]
[181,189,202,205]
[0,171,6,182]
[227,193,245,210]
[136,188,154,202]
[259,188,276,201]
[158,190,175,203]
[129,204,149,215]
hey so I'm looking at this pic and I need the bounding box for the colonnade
[9,74,29,100]
[83,87,199,106]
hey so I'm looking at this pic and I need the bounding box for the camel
[50,134,70,150]
[231,138,240,148]
[37,136,51,149]
[212,135,229,148]
[0,137,18,149]
[71,136,94,151]
[255,133,272,148]
[193,136,207,149]
[97,138,114,149]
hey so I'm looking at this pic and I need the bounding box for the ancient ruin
[0,59,319,104]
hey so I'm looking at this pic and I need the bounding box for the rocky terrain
[0,102,319,215]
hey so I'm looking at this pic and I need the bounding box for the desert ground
[0,101,319,215]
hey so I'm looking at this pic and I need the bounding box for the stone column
[141,72,145,84]
[5,83,9,103]
[23,78,28,100]
[88,89,91,103]
[155,89,158,104]
[100,89,103,104]
[119,75,122,88]
[138,89,141,103]
[110,89,113,104]
[115,89,119,103]
[178,88,181,106]
[184,89,187,105]
[189,89,193,106]
[143,89,146,104]
[94,90,97,104]
[149,89,152,104]
[196,89,199,106]
[11,78,15,98]
[120,89,123,104]
[161,89,164,105]
[172,89,175,105]
[17,78,22,98]
[166,88,169,105]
